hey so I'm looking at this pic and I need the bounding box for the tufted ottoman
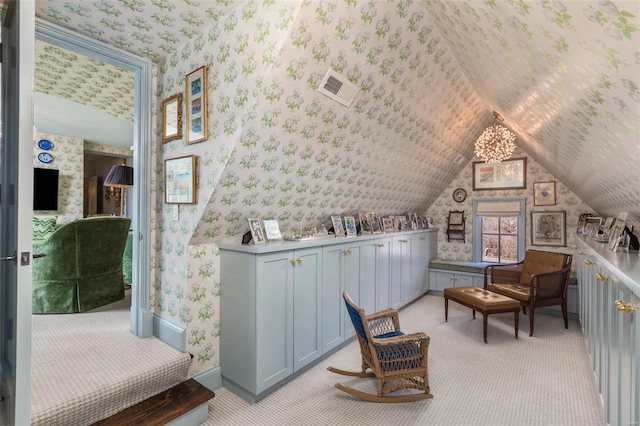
[444,287,520,343]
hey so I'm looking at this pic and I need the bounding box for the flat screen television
[33,167,59,211]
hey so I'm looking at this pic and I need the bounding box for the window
[473,199,525,263]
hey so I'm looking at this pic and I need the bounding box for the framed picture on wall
[164,155,196,204]
[533,181,556,206]
[472,157,527,190]
[185,65,208,144]
[531,211,566,247]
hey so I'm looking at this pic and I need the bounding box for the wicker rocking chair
[327,292,432,403]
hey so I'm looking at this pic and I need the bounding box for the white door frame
[34,19,153,337]
[0,1,35,423]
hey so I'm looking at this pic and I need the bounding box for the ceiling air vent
[453,154,466,166]
[317,69,359,107]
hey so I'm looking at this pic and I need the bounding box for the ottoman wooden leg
[483,314,488,344]
[444,297,449,322]
[514,310,519,339]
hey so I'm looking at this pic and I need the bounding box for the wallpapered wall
[32,133,134,225]
[156,1,498,377]
[33,131,84,225]
[429,147,596,261]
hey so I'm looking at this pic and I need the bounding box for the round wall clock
[452,188,467,203]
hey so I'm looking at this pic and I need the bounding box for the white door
[0,1,35,424]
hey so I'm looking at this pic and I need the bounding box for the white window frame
[472,198,526,263]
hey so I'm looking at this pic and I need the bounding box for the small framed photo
[247,218,265,245]
[608,214,627,251]
[263,219,282,241]
[396,216,408,230]
[531,211,566,247]
[371,217,383,234]
[427,217,436,229]
[164,155,196,204]
[331,216,345,237]
[344,216,357,236]
[185,65,208,144]
[359,211,373,234]
[582,217,602,235]
[533,181,556,206]
[382,217,395,232]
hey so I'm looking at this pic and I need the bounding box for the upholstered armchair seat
[32,217,131,314]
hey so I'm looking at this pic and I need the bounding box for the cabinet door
[375,238,391,310]
[434,271,454,291]
[455,274,473,288]
[616,283,639,426]
[255,252,294,393]
[293,248,323,371]
[322,246,345,352]
[410,235,426,297]
[391,236,411,307]
[342,244,362,339]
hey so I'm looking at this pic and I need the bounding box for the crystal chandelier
[474,111,516,164]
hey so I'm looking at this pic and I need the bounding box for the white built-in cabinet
[219,229,437,402]
[429,270,483,291]
[576,235,639,426]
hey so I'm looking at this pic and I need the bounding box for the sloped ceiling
[35,0,640,227]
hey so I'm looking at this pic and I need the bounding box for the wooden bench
[92,379,215,426]
[444,287,520,343]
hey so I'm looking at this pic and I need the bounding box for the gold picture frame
[533,181,556,206]
[185,66,208,144]
[161,93,182,143]
[164,155,196,204]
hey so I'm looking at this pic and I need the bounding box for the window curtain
[476,201,521,217]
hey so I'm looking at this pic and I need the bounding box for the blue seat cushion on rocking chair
[374,331,405,339]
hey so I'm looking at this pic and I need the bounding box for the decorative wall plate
[453,187,467,203]
[37,152,54,164]
[37,139,54,150]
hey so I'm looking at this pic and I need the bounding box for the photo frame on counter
[331,216,345,236]
[185,65,208,144]
[248,218,265,245]
[533,181,556,206]
[531,210,566,247]
[164,155,196,204]
[344,216,357,236]
[472,157,527,191]
[263,219,282,241]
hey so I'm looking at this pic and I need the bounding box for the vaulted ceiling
[34,0,640,227]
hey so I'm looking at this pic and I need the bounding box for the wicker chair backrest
[343,292,368,343]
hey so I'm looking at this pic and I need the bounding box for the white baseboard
[153,314,186,352]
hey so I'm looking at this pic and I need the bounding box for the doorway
[35,18,153,336]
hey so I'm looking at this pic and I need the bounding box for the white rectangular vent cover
[317,69,359,107]
[453,154,466,166]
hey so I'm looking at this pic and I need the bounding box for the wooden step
[92,379,215,426]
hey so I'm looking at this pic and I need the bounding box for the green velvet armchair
[32,217,131,314]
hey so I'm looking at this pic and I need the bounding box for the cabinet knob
[614,300,637,314]
[342,249,352,255]
[420,237,426,240]
[584,260,595,265]
[578,251,586,255]
[376,243,384,248]
[296,257,302,264]
[399,239,408,243]
[289,258,297,265]
[595,273,609,281]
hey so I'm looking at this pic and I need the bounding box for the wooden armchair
[327,292,432,402]
[483,250,573,336]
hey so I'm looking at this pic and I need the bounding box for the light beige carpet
[204,294,604,426]
[29,290,191,426]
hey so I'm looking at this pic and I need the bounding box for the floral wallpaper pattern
[33,131,84,225]
[429,147,596,261]
[34,0,640,380]
[35,40,134,122]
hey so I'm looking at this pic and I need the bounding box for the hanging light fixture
[474,111,516,164]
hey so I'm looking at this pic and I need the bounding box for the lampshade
[104,165,134,188]
[474,111,516,164]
